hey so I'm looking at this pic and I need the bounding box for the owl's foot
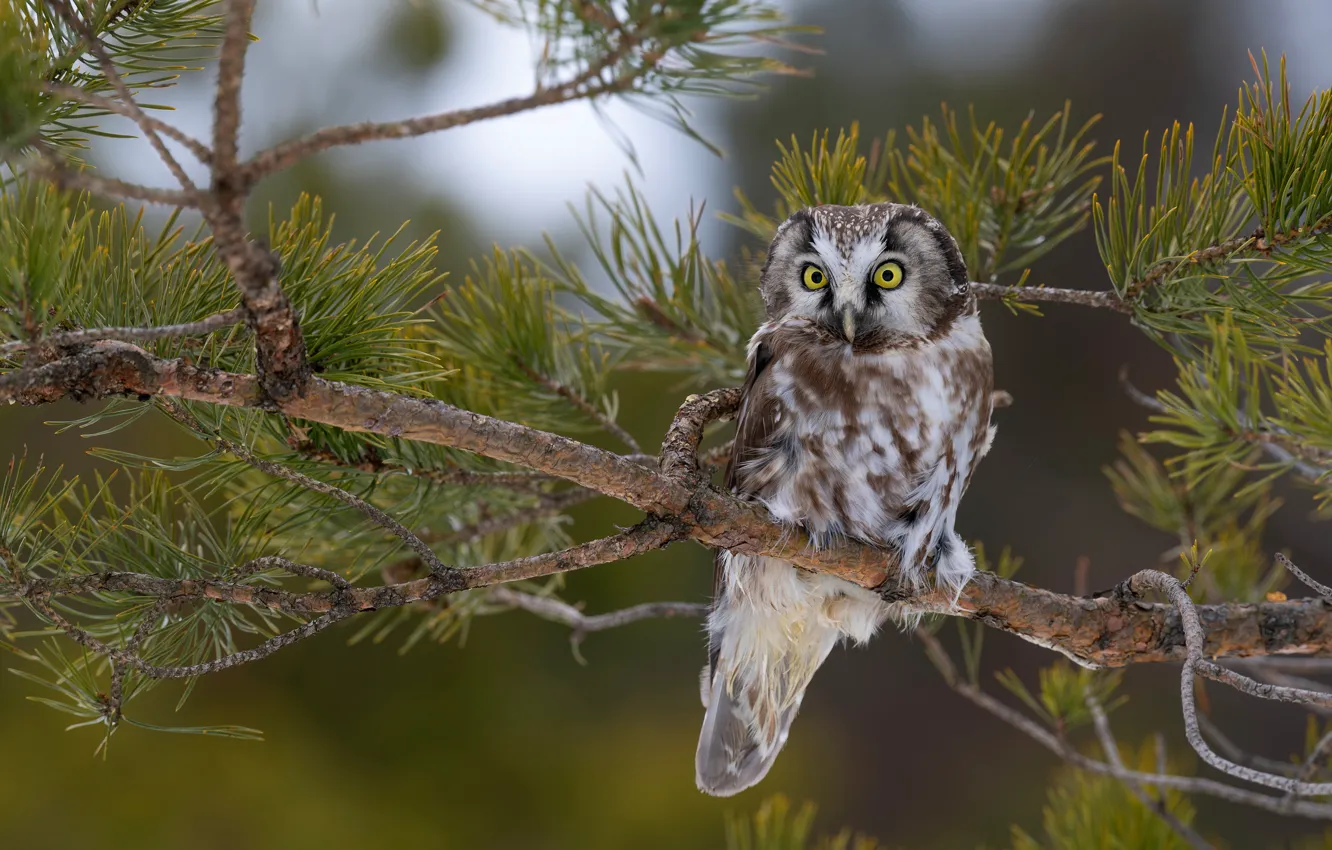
[928,533,975,606]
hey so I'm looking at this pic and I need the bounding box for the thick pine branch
[6,342,1332,668]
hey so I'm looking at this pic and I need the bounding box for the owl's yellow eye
[801,264,828,290]
[873,261,905,289]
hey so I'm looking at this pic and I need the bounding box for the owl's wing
[708,338,779,678]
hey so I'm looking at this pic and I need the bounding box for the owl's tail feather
[696,613,842,797]
[695,661,804,797]
[697,554,883,797]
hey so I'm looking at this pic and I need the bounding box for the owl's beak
[841,308,856,343]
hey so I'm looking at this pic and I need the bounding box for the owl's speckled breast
[736,312,992,548]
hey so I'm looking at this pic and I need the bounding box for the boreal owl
[695,203,995,797]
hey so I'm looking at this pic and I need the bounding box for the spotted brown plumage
[696,203,995,797]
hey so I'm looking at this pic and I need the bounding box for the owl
[695,203,995,797]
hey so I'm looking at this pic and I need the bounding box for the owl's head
[757,203,970,346]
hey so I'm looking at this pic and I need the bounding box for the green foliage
[995,662,1125,736]
[726,108,1103,298]
[433,248,620,435]
[0,0,49,157]
[1094,53,1332,346]
[725,796,881,850]
[1105,428,1286,602]
[1009,742,1198,850]
[1137,317,1332,514]
[878,104,1104,284]
[0,185,444,395]
[546,178,758,386]
[0,459,285,743]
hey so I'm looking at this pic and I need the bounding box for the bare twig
[108,597,168,722]
[31,156,197,207]
[1129,569,1332,795]
[489,586,706,648]
[233,555,351,590]
[1277,553,1332,603]
[240,18,648,185]
[914,627,1332,819]
[1085,688,1215,849]
[1196,713,1301,776]
[971,282,1130,312]
[0,307,245,356]
[31,592,347,680]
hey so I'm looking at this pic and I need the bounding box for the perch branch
[8,344,1332,667]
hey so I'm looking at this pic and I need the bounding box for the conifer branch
[1124,215,1332,302]
[41,82,214,165]
[7,342,1332,668]
[42,0,200,196]
[971,282,1130,312]
[0,307,246,356]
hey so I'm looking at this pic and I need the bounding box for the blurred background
[3,1,1332,847]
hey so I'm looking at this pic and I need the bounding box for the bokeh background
[4,1,1332,847]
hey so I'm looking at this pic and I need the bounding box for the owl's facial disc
[757,204,968,346]
[804,227,919,344]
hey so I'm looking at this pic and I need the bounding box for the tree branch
[239,21,647,186]
[1085,688,1215,849]
[488,586,707,651]
[7,343,1332,668]
[915,626,1332,819]
[0,307,245,357]
[203,0,311,404]
[972,282,1130,312]
[42,81,214,166]
[1124,215,1332,301]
